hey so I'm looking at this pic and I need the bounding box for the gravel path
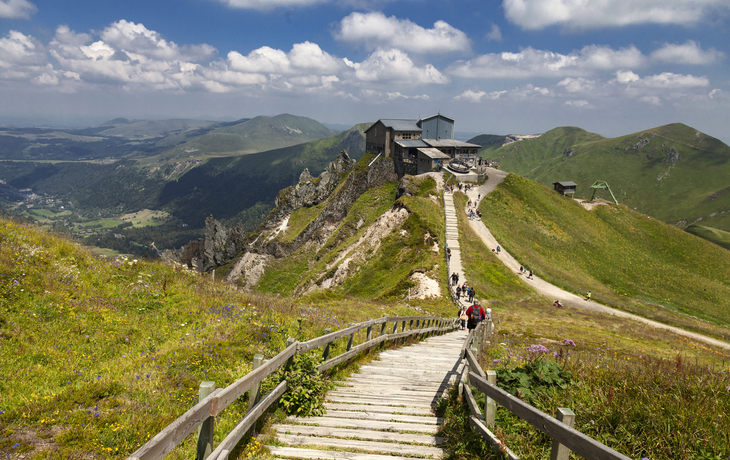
[461,168,730,351]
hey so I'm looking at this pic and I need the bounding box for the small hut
[553,181,577,197]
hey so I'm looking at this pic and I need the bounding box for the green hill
[478,173,730,340]
[481,123,730,233]
[0,123,366,254]
[155,114,339,160]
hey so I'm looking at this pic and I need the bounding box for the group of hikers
[458,300,491,331]
[445,182,474,194]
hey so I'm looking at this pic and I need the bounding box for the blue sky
[0,0,728,142]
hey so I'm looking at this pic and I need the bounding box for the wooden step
[268,446,443,460]
[275,434,444,457]
[272,424,443,444]
[286,416,439,434]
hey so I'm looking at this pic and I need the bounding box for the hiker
[451,272,458,286]
[465,301,485,330]
[446,247,451,261]
[469,287,476,303]
[528,270,533,279]
[553,300,563,308]
[496,245,501,254]
[478,193,481,201]
[456,285,462,299]
[519,265,524,274]
[585,291,591,301]
[459,308,468,330]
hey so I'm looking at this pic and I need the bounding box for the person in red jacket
[465,301,485,330]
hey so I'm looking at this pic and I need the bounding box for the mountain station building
[365,114,480,175]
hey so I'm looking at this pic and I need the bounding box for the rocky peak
[299,168,313,182]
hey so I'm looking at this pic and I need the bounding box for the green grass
[478,173,730,341]
[439,298,730,460]
[481,123,730,233]
[686,224,730,251]
[452,192,534,304]
[0,216,445,459]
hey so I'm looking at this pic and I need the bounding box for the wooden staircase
[267,330,466,460]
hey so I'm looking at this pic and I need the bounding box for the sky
[0,0,729,142]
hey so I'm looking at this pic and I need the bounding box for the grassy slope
[452,192,533,304]
[478,173,730,341]
[256,172,450,305]
[686,224,730,251]
[0,217,434,459]
[482,124,730,230]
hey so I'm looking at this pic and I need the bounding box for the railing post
[196,381,215,460]
[366,325,373,342]
[285,338,296,371]
[346,330,354,352]
[322,328,332,360]
[392,320,398,334]
[549,408,576,460]
[409,319,413,330]
[485,370,496,429]
[248,355,264,411]
[380,315,387,338]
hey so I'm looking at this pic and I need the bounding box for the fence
[457,322,633,460]
[127,315,459,460]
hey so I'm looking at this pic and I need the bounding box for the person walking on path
[469,287,476,303]
[446,247,451,262]
[465,301,485,330]
[459,307,468,330]
[528,270,533,279]
[451,272,458,286]
[585,291,592,301]
[456,285,462,299]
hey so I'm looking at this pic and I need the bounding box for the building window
[402,133,412,140]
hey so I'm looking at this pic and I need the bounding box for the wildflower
[492,359,501,365]
[563,339,576,347]
[527,344,550,354]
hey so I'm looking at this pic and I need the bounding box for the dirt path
[463,168,730,351]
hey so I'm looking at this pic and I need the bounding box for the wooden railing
[127,315,459,460]
[457,322,632,460]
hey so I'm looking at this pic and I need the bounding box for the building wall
[365,121,389,156]
[420,116,454,140]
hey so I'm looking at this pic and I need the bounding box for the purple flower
[492,359,501,365]
[563,339,576,347]
[527,344,550,354]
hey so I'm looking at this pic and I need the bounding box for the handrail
[457,321,633,460]
[127,315,458,460]
[468,372,632,460]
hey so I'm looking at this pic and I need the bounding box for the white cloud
[485,24,503,42]
[99,20,216,62]
[455,84,549,102]
[614,70,709,88]
[335,12,470,54]
[615,69,640,83]
[640,72,709,88]
[0,30,45,66]
[448,45,645,79]
[289,42,342,73]
[385,92,429,100]
[557,77,595,92]
[0,0,36,19]
[640,96,662,106]
[454,89,507,102]
[351,48,449,85]
[503,0,730,31]
[216,0,326,10]
[228,47,291,74]
[564,99,590,108]
[650,41,724,65]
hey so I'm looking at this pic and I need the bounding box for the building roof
[365,119,421,133]
[423,139,480,148]
[419,113,455,123]
[417,147,451,160]
[553,181,578,187]
[394,139,429,148]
